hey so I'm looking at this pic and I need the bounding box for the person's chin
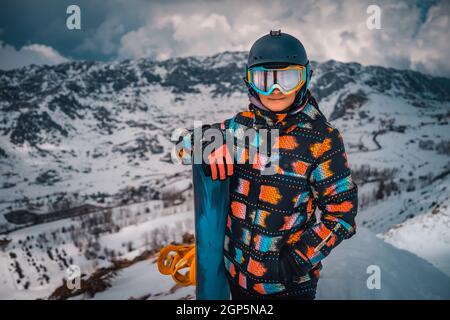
[267,103,289,112]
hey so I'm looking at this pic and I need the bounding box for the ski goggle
[246,65,307,96]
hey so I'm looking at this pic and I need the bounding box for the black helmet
[248,30,309,68]
[245,30,312,106]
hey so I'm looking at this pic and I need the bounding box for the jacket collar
[248,90,325,131]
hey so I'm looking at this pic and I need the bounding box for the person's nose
[272,88,282,95]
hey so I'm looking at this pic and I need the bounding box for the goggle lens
[248,66,306,95]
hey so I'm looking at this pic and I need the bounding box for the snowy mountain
[0,51,449,299]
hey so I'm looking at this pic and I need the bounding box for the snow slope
[380,196,450,277]
[76,227,450,300]
[81,258,195,300]
[0,201,194,300]
[317,227,450,300]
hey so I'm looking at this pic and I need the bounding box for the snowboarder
[173,30,358,300]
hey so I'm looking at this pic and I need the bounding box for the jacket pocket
[246,253,280,282]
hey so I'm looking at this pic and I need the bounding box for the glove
[278,244,308,284]
[176,124,234,181]
[203,143,234,181]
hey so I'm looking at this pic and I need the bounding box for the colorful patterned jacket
[176,91,358,297]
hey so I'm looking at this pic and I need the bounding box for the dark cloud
[0,0,449,77]
[340,31,356,43]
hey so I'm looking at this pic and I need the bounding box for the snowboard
[192,163,231,300]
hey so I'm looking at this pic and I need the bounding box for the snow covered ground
[0,202,194,300]
[380,196,450,278]
[73,227,450,300]
[1,201,450,300]
[80,258,195,300]
[317,227,450,300]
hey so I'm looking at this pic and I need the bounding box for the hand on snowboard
[202,143,234,181]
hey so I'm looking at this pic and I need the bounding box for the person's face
[258,88,299,112]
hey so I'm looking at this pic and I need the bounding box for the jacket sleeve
[173,118,232,165]
[289,125,358,274]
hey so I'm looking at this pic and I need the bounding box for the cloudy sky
[0,0,449,77]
